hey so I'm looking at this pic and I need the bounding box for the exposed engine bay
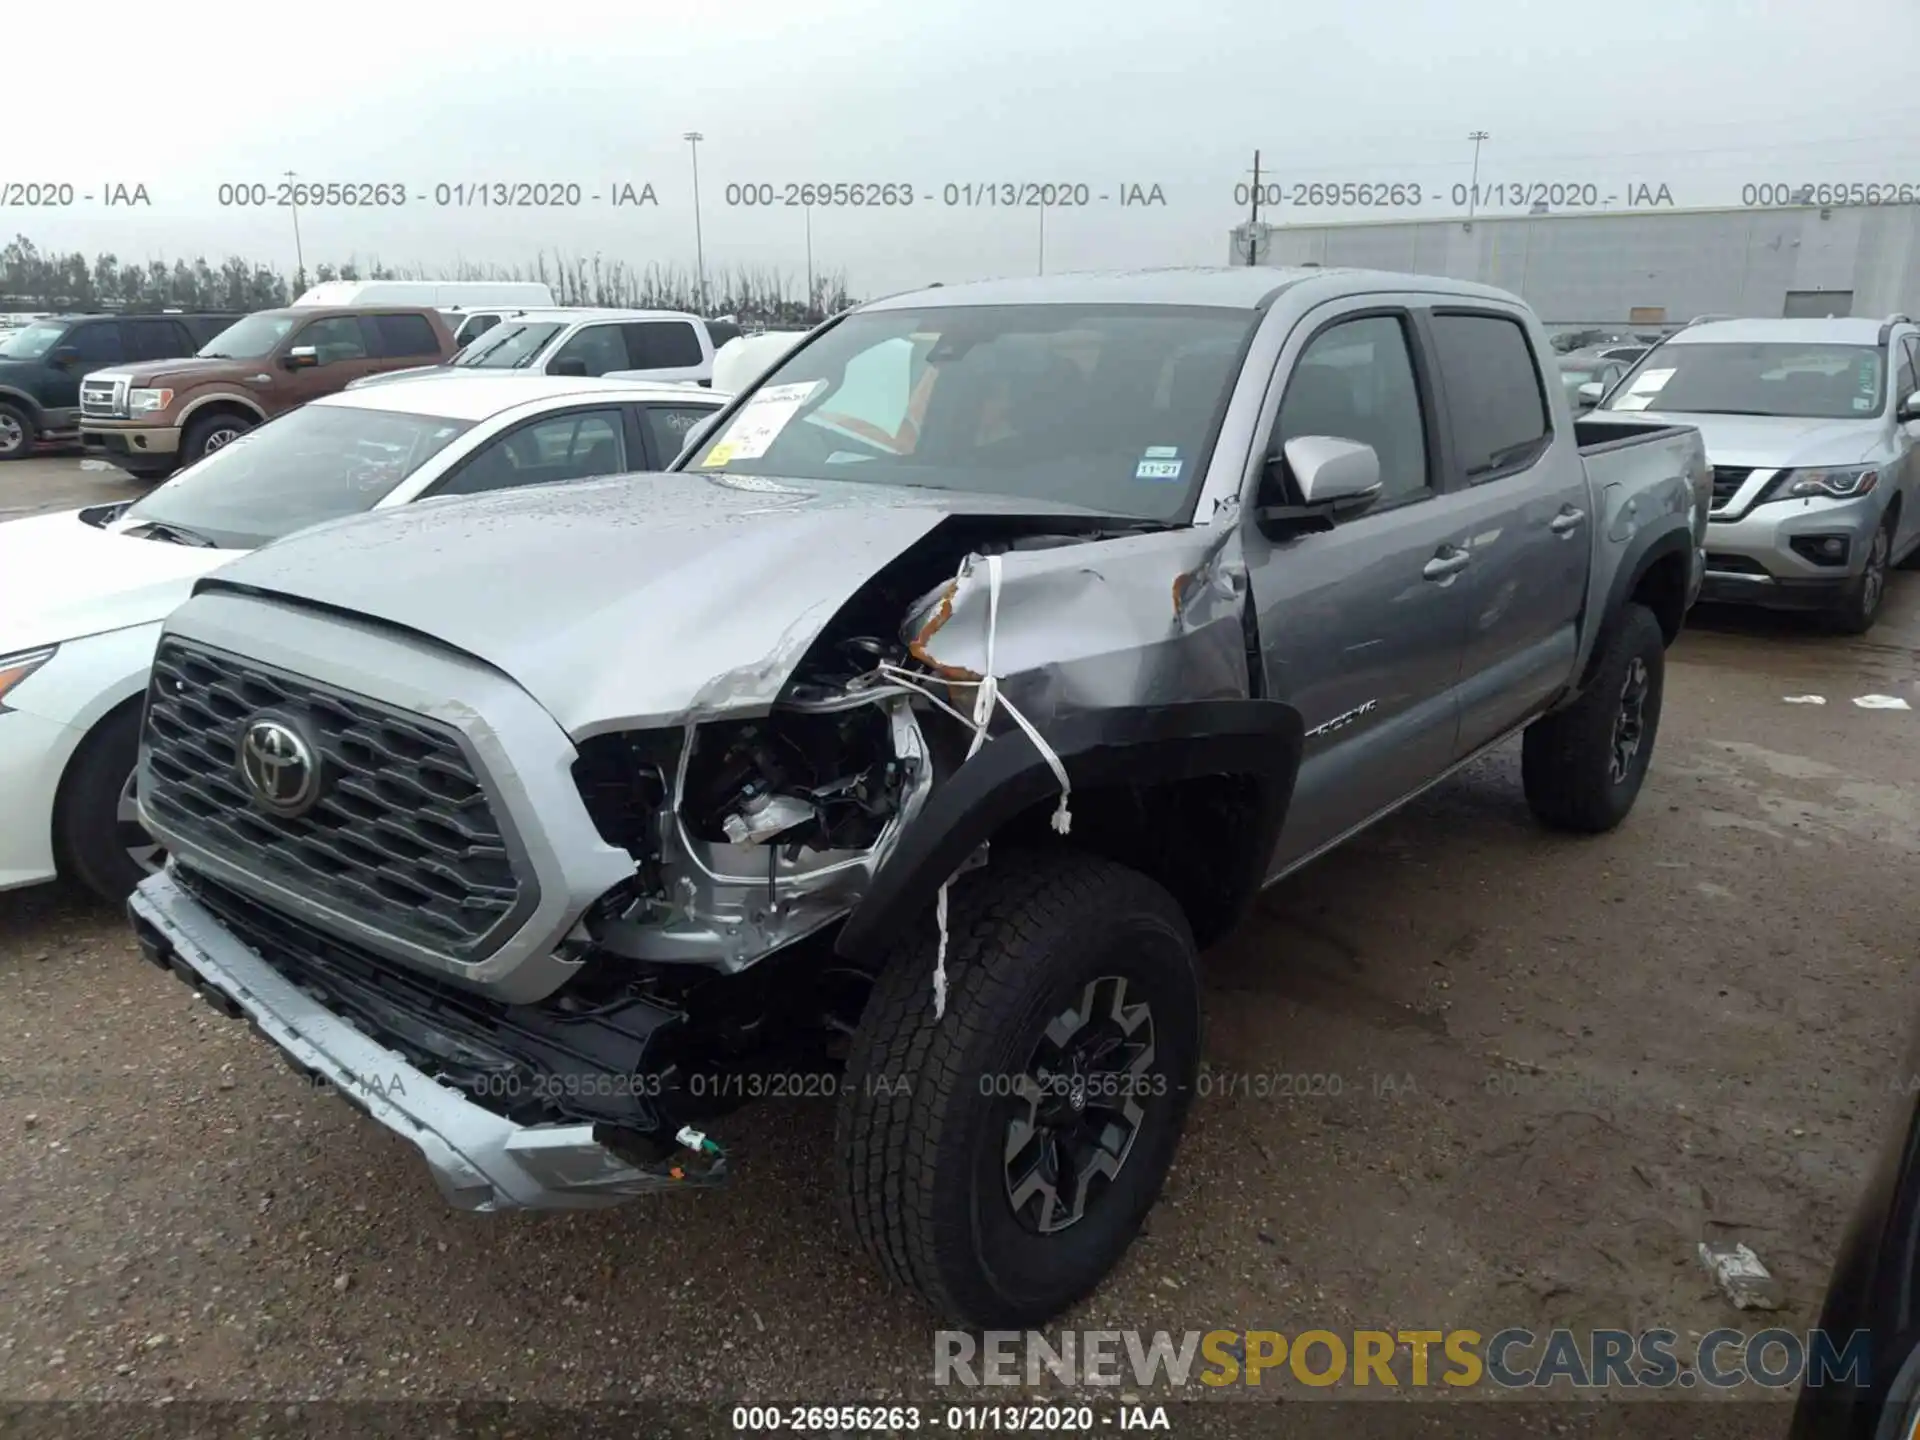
[573,513,1229,975]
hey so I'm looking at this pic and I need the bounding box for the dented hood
[192,470,1110,737]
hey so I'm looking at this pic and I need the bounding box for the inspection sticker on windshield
[701,380,822,464]
[1136,445,1183,480]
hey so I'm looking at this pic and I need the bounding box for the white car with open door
[0,373,728,901]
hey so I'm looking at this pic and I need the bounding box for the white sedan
[0,373,729,901]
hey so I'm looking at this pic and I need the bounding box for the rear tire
[0,402,35,460]
[1826,514,1893,635]
[833,851,1201,1327]
[182,412,252,467]
[54,707,162,903]
[1522,601,1665,834]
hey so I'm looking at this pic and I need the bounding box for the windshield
[0,321,68,360]
[453,321,564,368]
[118,404,474,547]
[681,304,1256,521]
[1604,342,1886,420]
[197,313,296,359]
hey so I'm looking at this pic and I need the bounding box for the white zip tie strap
[932,882,951,1019]
[913,553,1073,1020]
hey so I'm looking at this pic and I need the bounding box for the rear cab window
[65,321,125,364]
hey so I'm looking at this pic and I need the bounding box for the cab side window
[125,319,191,362]
[438,410,629,496]
[297,317,369,364]
[550,324,629,376]
[1428,313,1552,482]
[1271,314,1430,507]
[65,322,125,365]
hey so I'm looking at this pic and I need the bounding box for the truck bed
[1572,414,1699,456]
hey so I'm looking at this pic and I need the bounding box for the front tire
[54,706,163,903]
[1522,601,1666,834]
[834,852,1200,1327]
[182,412,252,467]
[1826,513,1893,635]
[0,402,35,460]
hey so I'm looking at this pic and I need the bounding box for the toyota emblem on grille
[239,718,320,816]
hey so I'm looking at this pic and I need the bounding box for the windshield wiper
[122,520,219,548]
[197,352,233,360]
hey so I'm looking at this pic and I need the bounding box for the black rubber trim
[833,698,1303,963]
[1577,526,1694,692]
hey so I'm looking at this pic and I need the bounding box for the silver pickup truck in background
[126,268,1709,1328]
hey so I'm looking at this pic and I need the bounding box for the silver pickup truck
[126,268,1709,1328]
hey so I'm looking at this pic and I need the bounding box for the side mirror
[284,345,319,369]
[1900,389,1920,424]
[1576,381,1605,409]
[549,356,590,377]
[1257,436,1382,537]
[48,345,80,367]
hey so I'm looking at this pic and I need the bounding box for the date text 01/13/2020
[214,181,661,208]
[722,181,1168,208]
[1231,180,1679,210]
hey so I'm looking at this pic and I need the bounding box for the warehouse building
[1229,204,1920,326]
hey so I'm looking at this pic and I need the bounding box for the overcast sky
[11,0,1917,297]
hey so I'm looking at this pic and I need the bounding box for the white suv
[350,308,716,391]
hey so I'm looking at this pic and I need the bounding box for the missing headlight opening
[581,522,1111,981]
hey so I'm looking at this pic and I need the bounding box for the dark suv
[0,313,240,460]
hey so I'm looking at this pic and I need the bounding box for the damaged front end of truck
[127,487,1300,1213]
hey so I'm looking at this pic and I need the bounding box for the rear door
[620,319,710,384]
[1242,300,1474,872]
[1426,308,1593,755]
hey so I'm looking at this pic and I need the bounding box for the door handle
[1423,547,1472,581]
[1550,507,1586,535]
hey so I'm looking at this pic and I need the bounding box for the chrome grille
[143,638,529,955]
[80,377,126,419]
[1709,466,1752,511]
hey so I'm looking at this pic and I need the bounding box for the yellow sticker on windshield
[702,441,736,467]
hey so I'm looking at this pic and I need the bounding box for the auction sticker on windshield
[1610,367,1674,412]
[701,381,823,465]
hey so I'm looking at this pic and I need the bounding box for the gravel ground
[3,454,1918,1428]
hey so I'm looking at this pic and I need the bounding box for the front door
[1242,305,1474,873]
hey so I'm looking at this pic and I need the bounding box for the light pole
[804,205,814,318]
[1037,204,1046,275]
[1466,130,1489,229]
[683,131,707,313]
[282,169,306,288]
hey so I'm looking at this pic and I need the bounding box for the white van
[291,281,556,310]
